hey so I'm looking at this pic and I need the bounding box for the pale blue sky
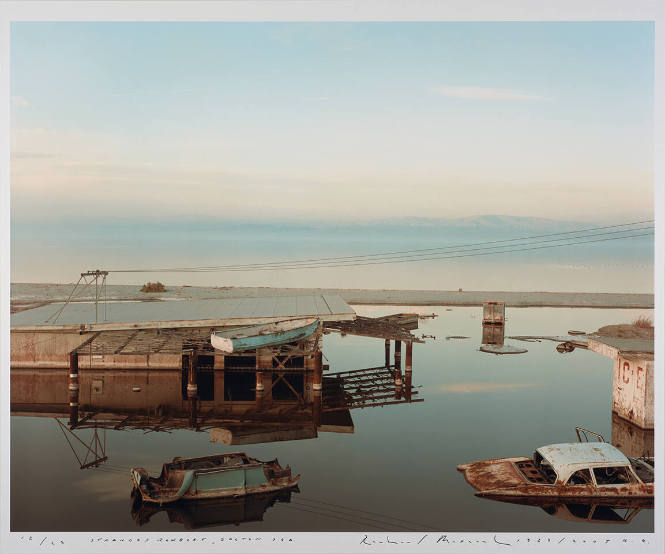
[10,22,655,222]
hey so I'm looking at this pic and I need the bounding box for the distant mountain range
[366,215,587,230]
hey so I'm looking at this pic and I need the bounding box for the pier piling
[68,352,79,426]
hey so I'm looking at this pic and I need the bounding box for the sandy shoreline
[10,283,654,309]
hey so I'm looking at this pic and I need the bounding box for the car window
[565,503,591,519]
[566,469,593,485]
[593,466,635,485]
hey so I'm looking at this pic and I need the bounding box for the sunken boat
[211,318,319,353]
[131,487,297,528]
[457,441,653,501]
[131,453,300,505]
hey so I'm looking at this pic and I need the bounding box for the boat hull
[131,453,300,505]
[211,318,319,353]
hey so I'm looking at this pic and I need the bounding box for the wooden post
[255,384,264,410]
[405,341,413,372]
[68,352,79,426]
[384,339,390,368]
[313,388,322,428]
[255,370,265,392]
[404,370,412,402]
[394,369,403,399]
[188,397,198,427]
[187,352,198,398]
[394,340,402,371]
[313,351,323,392]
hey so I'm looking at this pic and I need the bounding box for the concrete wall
[78,370,183,409]
[11,369,69,404]
[77,353,181,369]
[11,368,184,409]
[10,331,92,368]
[612,355,654,429]
[611,411,654,458]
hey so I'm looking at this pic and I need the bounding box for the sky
[10,21,655,223]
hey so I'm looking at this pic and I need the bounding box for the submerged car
[131,453,300,505]
[458,441,653,501]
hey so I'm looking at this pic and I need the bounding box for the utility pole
[80,270,109,323]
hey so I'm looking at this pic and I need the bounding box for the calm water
[11,306,654,532]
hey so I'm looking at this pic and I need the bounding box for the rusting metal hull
[457,458,654,500]
[131,453,300,504]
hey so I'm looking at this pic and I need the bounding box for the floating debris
[479,344,528,355]
[568,330,587,336]
[556,342,576,353]
[446,335,469,340]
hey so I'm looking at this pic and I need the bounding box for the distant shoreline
[10,283,654,310]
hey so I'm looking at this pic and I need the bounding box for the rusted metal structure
[482,301,505,325]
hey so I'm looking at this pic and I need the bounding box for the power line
[112,219,654,272]
[109,227,653,273]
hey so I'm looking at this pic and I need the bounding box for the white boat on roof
[211,318,319,354]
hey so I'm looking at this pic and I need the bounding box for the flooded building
[11,294,423,446]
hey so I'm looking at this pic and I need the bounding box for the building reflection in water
[12,327,423,528]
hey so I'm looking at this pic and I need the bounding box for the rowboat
[211,317,319,353]
[131,453,300,505]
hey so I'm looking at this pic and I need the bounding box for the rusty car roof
[537,442,629,471]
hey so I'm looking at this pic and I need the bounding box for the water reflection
[11,306,656,532]
[488,496,651,525]
[131,488,297,529]
[11,330,422,467]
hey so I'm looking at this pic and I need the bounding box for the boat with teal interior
[131,453,300,505]
[210,317,319,353]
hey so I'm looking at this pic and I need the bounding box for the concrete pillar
[611,411,654,458]
[384,339,390,368]
[187,352,198,398]
[394,340,401,371]
[405,342,413,372]
[68,352,79,426]
[612,355,654,429]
